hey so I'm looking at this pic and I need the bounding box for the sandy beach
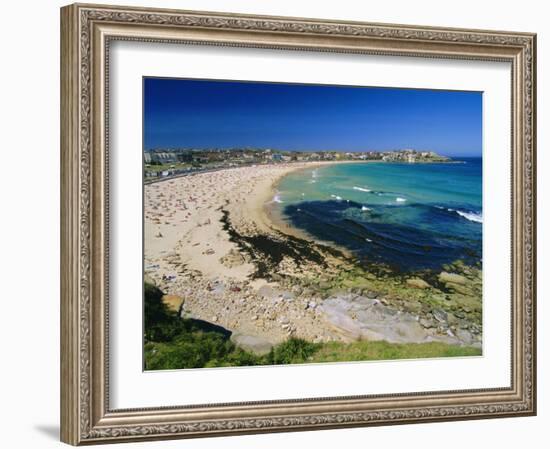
[145,162,326,279]
[145,162,482,351]
[145,162,341,345]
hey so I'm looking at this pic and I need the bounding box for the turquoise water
[273,159,482,272]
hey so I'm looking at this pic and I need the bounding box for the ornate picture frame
[60,3,536,445]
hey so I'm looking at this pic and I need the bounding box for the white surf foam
[353,186,371,193]
[272,194,284,203]
[445,207,483,224]
[456,210,483,223]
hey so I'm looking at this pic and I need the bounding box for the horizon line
[144,147,481,157]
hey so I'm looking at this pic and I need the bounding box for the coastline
[144,161,348,345]
[260,161,354,243]
[261,163,363,258]
[144,161,482,350]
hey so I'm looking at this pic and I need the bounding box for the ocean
[272,158,482,273]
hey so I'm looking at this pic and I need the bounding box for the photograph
[143,78,484,370]
[56,2,537,444]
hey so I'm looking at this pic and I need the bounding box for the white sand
[144,162,342,343]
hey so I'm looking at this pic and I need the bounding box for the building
[192,155,209,164]
[177,152,193,163]
[150,151,178,164]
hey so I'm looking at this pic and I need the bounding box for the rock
[323,285,340,296]
[406,278,431,289]
[341,277,372,291]
[445,282,473,295]
[280,291,294,301]
[161,295,184,313]
[320,297,433,344]
[219,249,248,268]
[432,308,448,323]
[363,290,379,299]
[446,313,459,326]
[210,282,225,295]
[230,333,274,355]
[438,272,467,285]
[429,293,447,303]
[470,323,482,334]
[456,328,474,345]
[419,318,436,328]
[258,285,292,301]
[258,285,275,299]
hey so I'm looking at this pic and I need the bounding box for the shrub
[144,282,180,342]
[266,338,320,365]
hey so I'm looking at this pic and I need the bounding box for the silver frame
[61,3,536,445]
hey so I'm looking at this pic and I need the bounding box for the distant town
[144,148,451,181]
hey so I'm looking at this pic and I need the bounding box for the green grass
[143,282,481,371]
[267,338,319,365]
[145,335,245,370]
[307,340,481,363]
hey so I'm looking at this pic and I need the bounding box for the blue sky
[144,78,482,157]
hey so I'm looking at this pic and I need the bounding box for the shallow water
[272,159,482,272]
